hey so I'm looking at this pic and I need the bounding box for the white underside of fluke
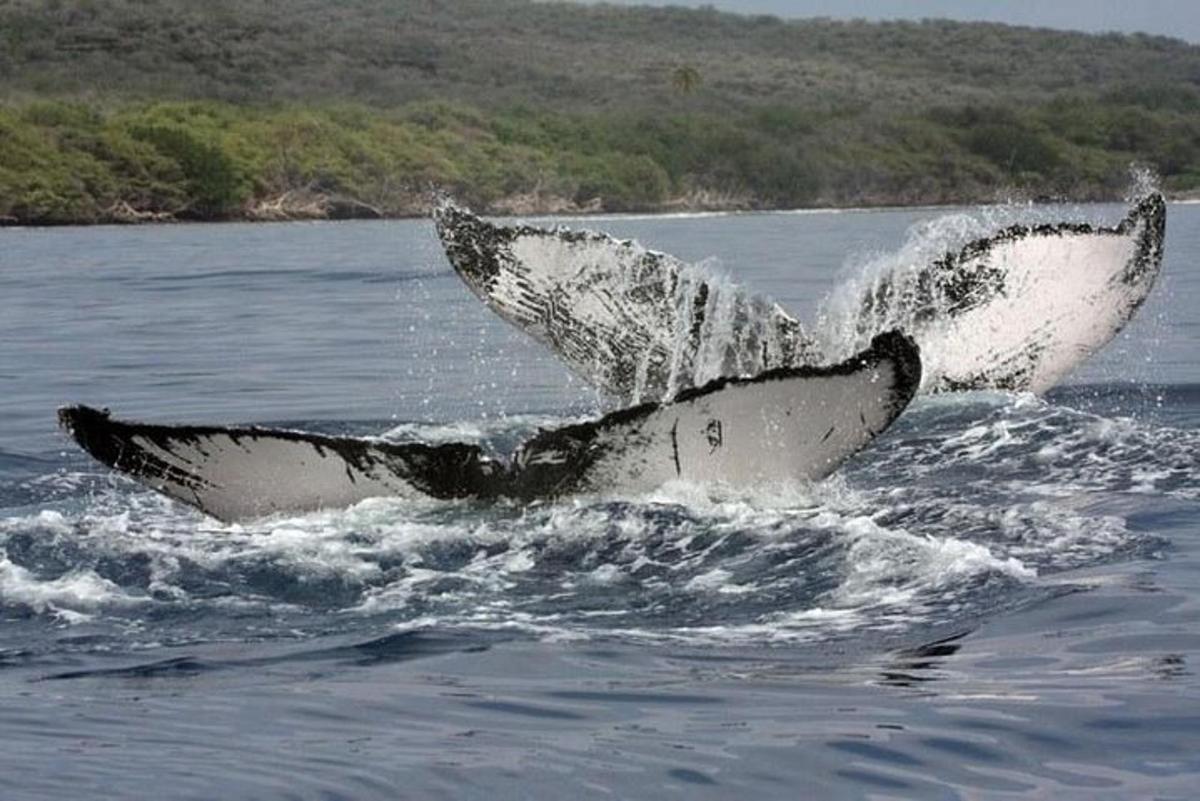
[128,432,430,521]
[920,235,1138,393]
[525,347,917,495]
[849,197,1165,393]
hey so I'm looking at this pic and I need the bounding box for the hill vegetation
[1,0,1198,223]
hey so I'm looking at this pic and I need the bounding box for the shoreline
[3,190,1192,229]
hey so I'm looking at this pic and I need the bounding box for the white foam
[11,385,1176,646]
[0,552,140,620]
[684,567,733,592]
[381,413,568,444]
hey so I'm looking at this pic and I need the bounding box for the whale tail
[435,194,1165,397]
[60,332,920,521]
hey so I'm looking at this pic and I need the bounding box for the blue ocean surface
[1,203,1197,799]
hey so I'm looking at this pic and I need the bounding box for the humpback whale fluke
[59,331,920,522]
[434,200,819,406]
[435,194,1166,397]
[851,192,1166,393]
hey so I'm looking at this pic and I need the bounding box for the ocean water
[1,203,1197,800]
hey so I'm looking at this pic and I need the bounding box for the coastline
[3,187,1191,228]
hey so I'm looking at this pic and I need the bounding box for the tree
[671,64,701,96]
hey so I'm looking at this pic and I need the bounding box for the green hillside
[1,0,1198,223]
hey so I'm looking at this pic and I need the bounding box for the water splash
[1126,164,1162,203]
[813,203,1044,362]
